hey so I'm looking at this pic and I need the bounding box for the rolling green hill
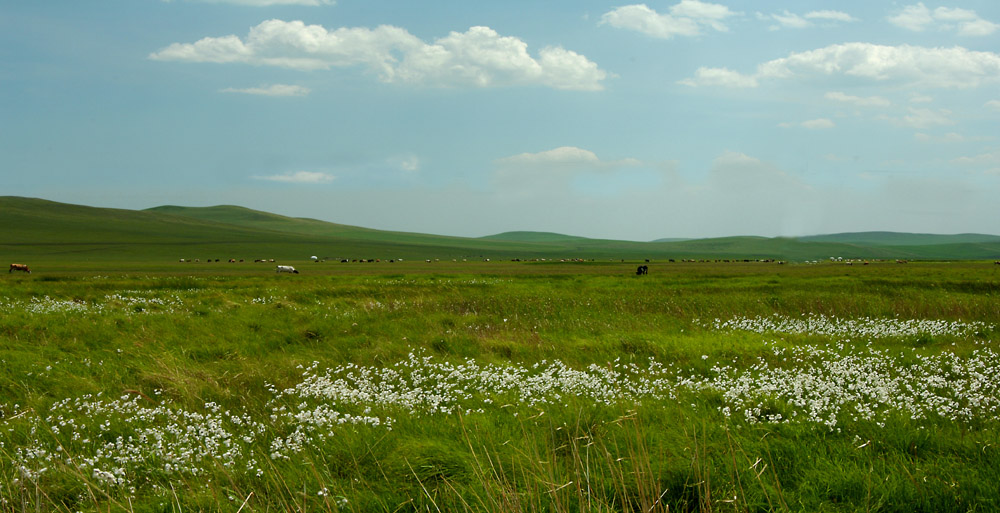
[480,231,593,243]
[3,197,1000,263]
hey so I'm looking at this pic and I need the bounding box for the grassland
[6,196,1000,262]
[2,259,1000,512]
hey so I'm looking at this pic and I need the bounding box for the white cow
[276,265,299,274]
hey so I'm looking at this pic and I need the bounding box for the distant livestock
[636,265,648,275]
[276,265,299,274]
[9,263,30,274]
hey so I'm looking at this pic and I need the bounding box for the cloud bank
[151,20,607,91]
[680,43,1000,89]
[888,3,998,36]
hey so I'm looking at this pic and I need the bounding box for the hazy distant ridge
[797,232,1000,246]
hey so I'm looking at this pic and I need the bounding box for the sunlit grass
[1,262,999,511]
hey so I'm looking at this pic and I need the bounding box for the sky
[2,0,999,241]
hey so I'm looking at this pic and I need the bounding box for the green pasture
[6,196,1000,262]
[1,260,1000,512]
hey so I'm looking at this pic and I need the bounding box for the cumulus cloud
[759,9,856,30]
[678,67,757,88]
[802,118,835,129]
[914,132,968,143]
[255,171,335,183]
[888,3,998,36]
[151,20,607,91]
[601,0,737,39]
[824,91,890,107]
[219,84,310,96]
[680,43,1000,89]
[183,0,335,5]
[779,118,835,129]
[878,107,955,128]
[952,150,1000,166]
[496,146,641,169]
[903,108,955,128]
[389,155,420,172]
[492,146,662,197]
[767,10,810,29]
[987,100,1000,111]
[805,10,857,22]
[952,150,1000,175]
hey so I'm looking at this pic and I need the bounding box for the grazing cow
[995,261,1000,265]
[636,265,648,275]
[9,263,30,274]
[276,265,299,274]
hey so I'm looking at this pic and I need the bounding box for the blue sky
[2,1,998,240]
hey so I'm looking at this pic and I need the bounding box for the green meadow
[2,259,1000,512]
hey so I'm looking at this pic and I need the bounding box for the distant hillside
[798,232,1000,246]
[480,231,593,243]
[3,197,1000,262]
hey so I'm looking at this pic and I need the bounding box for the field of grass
[1,260,1000,512]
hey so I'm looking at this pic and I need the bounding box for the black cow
[636,265,648,275]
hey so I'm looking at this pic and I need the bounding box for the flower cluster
[699,342,1000,429]
[12,394,266,487]
[705,314,994,339]
[6,332,1000,493]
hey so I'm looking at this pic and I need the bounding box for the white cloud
[910,93,934,103]
[957,18,1000,36]
[779,118,835,129]
[952,150,1000,166]
[492,147,658,197]
[888,3,935,31]
[681,43,1000,89]
[987,100,1000,111]
[601,1,737,39]
[219,84,310,96]
[678,66,757,87]
[952,150,1000,175]
[824,91,890,107]
[390,155,420,172]
[914,132,966,143]
[759,9,856,30]
[151,20,607,91]
[769,10,810,29]
[255,171,335,183]
[884,107,956,128]
[802,118,835,129]
[888,3,998,36]
[496,146,643,168]
[805,10,857,23]
[183,0,335,5]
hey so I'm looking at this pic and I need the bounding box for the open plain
[2,259,999,512]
